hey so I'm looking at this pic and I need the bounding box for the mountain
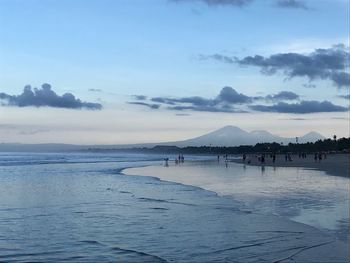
[161,125,326,147]
[298,132,326,143]
[0,126,326,152]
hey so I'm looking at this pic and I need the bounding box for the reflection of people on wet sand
[260,154,265,164]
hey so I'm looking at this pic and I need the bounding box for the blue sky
[0,0,349,144]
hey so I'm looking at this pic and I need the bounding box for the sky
[0,0,349,144]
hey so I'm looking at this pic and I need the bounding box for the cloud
[276,0,308,9]
[0,124,51,135]
[331,117,348,120]
[0,84,102,110]
[204,44,350,88]
[250,100,348,114]
[171,0,311,9]
[130,87,347,114]
[130,87,248,113]
[175,113,191,116]
[287,117,307,120]
[338,94,350,100]
[279,117,308,120]
[265,91,299,101]
[133,95,148,101]
[128,101,160,109]
[303,83,316,88]
[217,86,252,103]
[167,105,241,113]
[130,87,299,113]
[88,88,102,92]
[170,0,253,7]
[152,96,215,106]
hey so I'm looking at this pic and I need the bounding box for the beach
[230,153,350,178]
[124,157,350,262]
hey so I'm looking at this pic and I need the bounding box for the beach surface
[230,153,350,178]
[124,158,350,262]
[1,152,349,262]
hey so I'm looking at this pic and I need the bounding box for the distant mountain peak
[217,125,246,132]
[250,130,274,135]
[173,125,325,147]
[302,131,324,137]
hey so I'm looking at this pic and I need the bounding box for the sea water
[0,152,349,262]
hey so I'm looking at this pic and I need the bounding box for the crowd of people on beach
[164,151,331,167]
[240,151,330,165]
[164,154,185,166]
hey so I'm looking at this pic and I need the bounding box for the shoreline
[229,153,350,178]
[123,161,350,262]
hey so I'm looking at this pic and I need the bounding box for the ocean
[0,152,349,262]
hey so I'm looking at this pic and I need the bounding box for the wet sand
[230,153,350,178]
[124,159,350,262]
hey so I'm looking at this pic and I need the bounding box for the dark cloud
[303,83,316,88]
[331,71,350,87]
[265,91,299,101]
[152,96,215,106]
[217,86,252,103]
[204,45,350,88]
[128,101,160,109]
[170,0,253,7]
[130,87,346,114]
[130,87,248,113]
[88,88,102,92]
[338,94,350,100]
[133,95,148,101]
[0,84,102,110]
[276,0,308,9]
[250,100,348,114]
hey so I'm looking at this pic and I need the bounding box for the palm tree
[333,135,337,141]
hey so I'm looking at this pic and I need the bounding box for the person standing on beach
[272,154,276,163]
[318,152,322,162]
[243,153,246,162]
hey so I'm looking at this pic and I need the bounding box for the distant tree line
[90,137,350,155]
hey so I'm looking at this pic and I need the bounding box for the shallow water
[0,152,349,262]
[126,160,350,242]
